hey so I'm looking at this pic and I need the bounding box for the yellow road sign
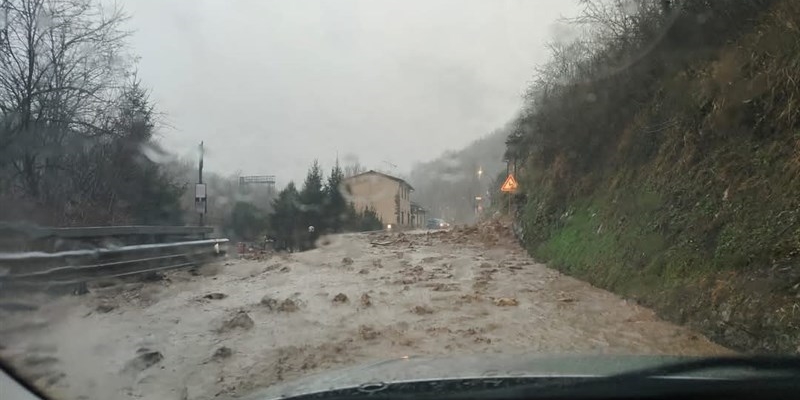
[500,174,519,193]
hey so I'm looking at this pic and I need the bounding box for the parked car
[426,218,450,229]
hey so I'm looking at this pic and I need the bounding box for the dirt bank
[0,226,728,400]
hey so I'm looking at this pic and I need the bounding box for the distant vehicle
[426,218,450,229]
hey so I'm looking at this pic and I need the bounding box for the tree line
[226,160,382,251]
[504,0,776,194]
[0,0,184,226]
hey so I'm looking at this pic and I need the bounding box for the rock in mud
[358,268,369,274]
[212,346,233,360]
[494,298,519,307]
[124,348,163,372]
[332,293,349,303]
[411,305,434,315]
[430,283,460,292]
[265,264,281,272]
[342,257,354,265]
[260,296,279,310]
[277,299,299,312]
[203,293,227,300]
[372,259,382,268]
[360,293,372,307]
[359,325,380,340]
[280,266,291,273]
[95,303,115,313]
[219,310,255,332]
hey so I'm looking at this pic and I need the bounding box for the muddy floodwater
[0,224,729,400]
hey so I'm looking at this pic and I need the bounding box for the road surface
[0,221,728,400]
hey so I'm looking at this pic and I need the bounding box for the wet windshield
[1,0,798,399]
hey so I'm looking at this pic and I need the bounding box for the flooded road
[0,223,729,400]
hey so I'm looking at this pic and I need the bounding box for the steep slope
[513,1,800,353]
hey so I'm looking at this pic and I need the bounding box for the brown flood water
[0,229,729,400]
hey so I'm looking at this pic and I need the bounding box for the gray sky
[123,0,583,185]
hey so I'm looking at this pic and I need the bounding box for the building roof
[345,170,414,191]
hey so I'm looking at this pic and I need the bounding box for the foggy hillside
[409,126,509,224]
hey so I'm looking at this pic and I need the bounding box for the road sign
[500,174,519,193]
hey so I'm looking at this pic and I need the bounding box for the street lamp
[477,166,483,179]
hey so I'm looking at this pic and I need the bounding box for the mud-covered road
[0,223,729,400]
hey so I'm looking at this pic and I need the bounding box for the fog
[123,0,582,184]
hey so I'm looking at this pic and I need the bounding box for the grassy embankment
[520,2,800,353]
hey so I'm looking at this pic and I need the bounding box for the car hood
[239,354,695,400]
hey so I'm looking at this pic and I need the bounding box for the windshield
[1,0,798,399]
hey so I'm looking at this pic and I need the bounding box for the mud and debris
[124,348,164,373]
[203,293,227,300]
[493,298,519,307]
[219,310,255,332]
[360,293,372,307]
[0,223,730,400]
[212,346,233,360]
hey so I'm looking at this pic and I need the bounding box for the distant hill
[409,127,509,224]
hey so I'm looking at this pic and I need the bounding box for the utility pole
[196,141,207,227]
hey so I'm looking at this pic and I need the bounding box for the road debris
[494,298,519,307]
[0,221,730,400]
[123,348,163,373]
[359,325,380,340]
[95,303,115,313]
[278,299,299,312]
[411,305,434,315]
[360,293,372,307]
[212,346,233,360]
[260,296,278,309]
[219,310,254,332]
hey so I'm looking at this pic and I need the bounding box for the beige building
[344,170,414,228]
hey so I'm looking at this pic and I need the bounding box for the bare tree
[0,0,129,200]
[343,161,365,178]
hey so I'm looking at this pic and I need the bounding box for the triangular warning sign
[500,174,519,192]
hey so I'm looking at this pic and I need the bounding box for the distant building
[344,170,414,229]
[410,202,427,229]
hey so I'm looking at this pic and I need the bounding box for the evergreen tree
[323,159,347,233]
[269,182,301,251]
[227,201,269,241]
[359,206,383,231]
[299,160,325,249]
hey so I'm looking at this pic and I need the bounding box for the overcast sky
[123,0,583,185]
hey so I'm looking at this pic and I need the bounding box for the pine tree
[323,159,347,233]
[269,182,301,251]
[300,160,325,248]
[360,206,383,231]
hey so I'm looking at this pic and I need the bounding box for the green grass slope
[521,2,800,353]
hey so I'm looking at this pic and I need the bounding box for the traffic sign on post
[500,174,519,193]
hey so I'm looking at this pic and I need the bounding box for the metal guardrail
[0,225,228,293]
[0,224,214,252]
[30,225,214,239]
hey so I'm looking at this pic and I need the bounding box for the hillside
[505,0,800,353]
[409,128,508,224]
